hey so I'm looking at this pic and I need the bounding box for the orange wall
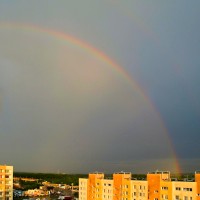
[196,173,200,200]
[147,174,161,200]
[88,173,104,200]
[0,166,6,193]
[113,173,131,200]
[113,174,123,200]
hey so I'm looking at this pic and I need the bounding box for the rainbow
[0,22,181,174]
[109,0,158,42]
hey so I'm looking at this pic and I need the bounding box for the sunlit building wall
[160,178,172,200]
[79,178,88,200]
[195,172,200,200]
[147,171,171,200]
[102,179,113,200]
[0,165,13,200]
[79,172,148,200]
[113,172,132,200]
[131,180,148,200]
[171,181,196,200]
[79,171,200,200]
[87,173,104,200]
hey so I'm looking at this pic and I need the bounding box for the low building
[24,188,48,196]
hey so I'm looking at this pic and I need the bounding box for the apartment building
[79,172,147,200]
[79,171,200,200]
[0,165,13,200]
[148,170,200,200]
[79,178,88,200]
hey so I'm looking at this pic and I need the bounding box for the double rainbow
[0,22,181,174]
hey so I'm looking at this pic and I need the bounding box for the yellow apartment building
[79,172,148,200]
[102,178,113,200]
[79,171,200,200]
[79,178,88,200]
[0,165,13,200]
[131,180,148,200]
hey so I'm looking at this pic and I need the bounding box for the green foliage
[19,179,42,190]
[171,173,194,181]
[14,172,88,185]
[132,174,146,180]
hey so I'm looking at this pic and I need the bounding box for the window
[183,188,192,192]
[162,195,168,199]
[176,187,181,191]
[184,196,188,200]
[175,195,179,200]
[161,187,168,190]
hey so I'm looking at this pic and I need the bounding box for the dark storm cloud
[0,1,200,173]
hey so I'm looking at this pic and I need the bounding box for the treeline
[14,173,146,184]
[18,179,42,190]
[14,172,194,186]
[14,172,88,185]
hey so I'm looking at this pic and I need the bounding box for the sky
[0,1,200,174]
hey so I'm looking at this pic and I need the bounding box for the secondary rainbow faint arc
[0,22,181,174]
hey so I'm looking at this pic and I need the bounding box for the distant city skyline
[0,1,200,173]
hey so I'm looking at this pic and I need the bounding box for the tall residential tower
[0,165,13,200]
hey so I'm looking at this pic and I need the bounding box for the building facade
[79,171,200,200]
[0,165,13,200]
